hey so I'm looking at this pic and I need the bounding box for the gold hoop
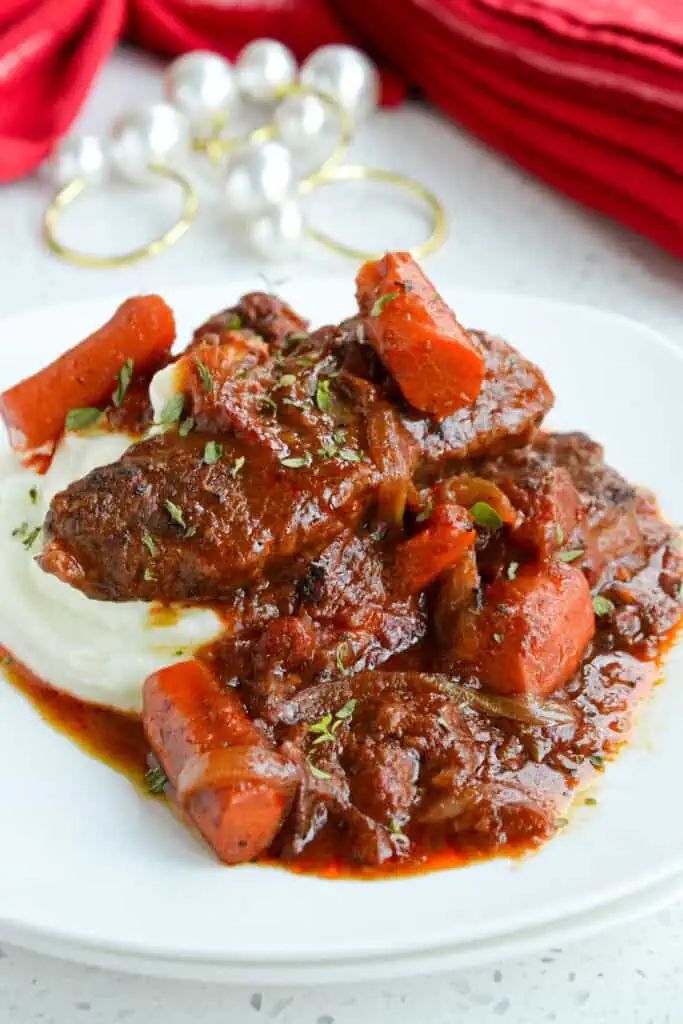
[300,164,447,262]
[194,84,354,187]
[44,164,199,269]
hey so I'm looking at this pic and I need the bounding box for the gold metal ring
[194,84,353,186]
[44,164,199,269]
[300,164,447,261]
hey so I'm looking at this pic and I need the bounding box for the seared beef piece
[40,302,552,603]
[41,429,378,602]
[192,292,308,350]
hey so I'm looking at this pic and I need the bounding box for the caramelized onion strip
[440,680,577,727]
[176,746,300,805]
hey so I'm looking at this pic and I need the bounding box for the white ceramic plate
[0,282,681,982]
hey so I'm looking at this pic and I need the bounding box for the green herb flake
[65,407,101,432]
[280,454,311,470]
[12,522,40,550]
[416,499,434,523]
[184,525,197,539]
[195,356,213,394]
[593,595,615,617]
[113,358,134,407]
[333,429,346,445]
[159,393,185,428]
[1,654,14,669]
[28,487,38,505]
[559,548,584,563]
[507,561,519,581]
[436,714,451,731]
[231,456,246,478]
[203,440,223,466]
[335,642,350,677]
[178,416,195,438]
[584,796,598,806]
[336,698,357,721]
[285,332,309,347]
[316,378,332,412]
[555,817,569,829]
[276,373,297,390]
[389,818,404,836]
[297,355,316,368]
[143,568,157,582]
[142,529,158,558]
[164,500,186,529]
[144,764,168,795]
[493,632,504,644]
[174,649,185,657]
[589,753,606,770]
[338,448,362,464]
[227,313,242,331]
[470,501,503,531]
[556,524,565,545]
[261,395,278,414]
[309,761,331,782]
[318,442,338,459]
[371,290,400,317]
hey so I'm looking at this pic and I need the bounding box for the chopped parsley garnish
[113,358,134,407]
[261,395,278,414]
[307,759,332,781]
[559,548,584,563]
[1,654,14,669]
[371,290,400,317]
[195,356,213,394]
[338,448,361,464]
[308,699,357,746]
[507,561,519,581]
[416,500,433,523]
[159,393,185,427]
[65,407,101,431]
[275,374,297,390]
[589,753,605,770]
[12,522,40,550]
[285,332,309,347]
[389,818,404,836]
[164,500,186,529]
[335,641,351,677]
[336,698,357,721]
[227,313,242,330]
[280,454,312,469]
[142,529,158,558]
[318,441,338,459]
[28,487,38,505]
[584,796,598,806]
[555,817,569,829]
[436,714,451,731]
[231,456,245,478]
[556,524,565,545]
[203,440,223,466]
[592,595,615,617]
[316,378,332,412]
[178,416,195,437]
[470,501,503,531]
[184,525,197,539]
[493,632,504,644]
[297,355,316,368]
[143,568,157,582]
[144,765,168,794]
[333,429,346,445]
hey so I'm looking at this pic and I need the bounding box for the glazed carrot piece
[452,562,595,697]
[394,504,476,595]
[356,252,485,420]
[143,660,296,865]
[0,295,175,454]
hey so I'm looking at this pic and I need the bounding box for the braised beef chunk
[192,292,308,350]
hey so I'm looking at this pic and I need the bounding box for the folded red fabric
[337,0,683,256]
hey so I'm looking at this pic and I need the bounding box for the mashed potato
[0,428,224,715]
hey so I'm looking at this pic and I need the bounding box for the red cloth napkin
[337,0,683,256]
[1,0,681,257]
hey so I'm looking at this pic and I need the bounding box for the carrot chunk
[450,562,595,697]
[394,504,476,595]
[356,252,485,419]
[0,295,175,454]
[143,660,294,865]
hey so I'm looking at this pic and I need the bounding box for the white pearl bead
[110,103,191,184]
[274,91,328,150]
[248,199,304,260]
[164,51,236,137]
[300,45,379,121]
[223,141,294,218]
[236,39,297,102]
[46,135,108,188]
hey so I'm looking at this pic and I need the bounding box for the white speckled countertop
[0,45,682,1024]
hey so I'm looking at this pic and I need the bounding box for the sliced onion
[418,790,478,824]
[367,404,418,525]
[439,680,577,727]
[176,746,300,804]
[439,476,517,526]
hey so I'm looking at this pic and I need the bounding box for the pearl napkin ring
[42,42,446,267]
